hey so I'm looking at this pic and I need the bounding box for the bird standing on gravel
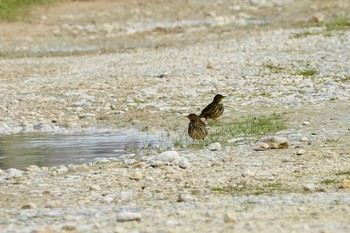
[186,113,208,140]
[199,94,226,120]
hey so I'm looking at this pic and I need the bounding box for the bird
[186,113,208,140]
[199,94,226,120]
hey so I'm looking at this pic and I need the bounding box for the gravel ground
[1,0,350,232]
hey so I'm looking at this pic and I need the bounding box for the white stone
[157,151,180,163]
[119,191,134,202]
[89,185,101,191]
[117,212,142,222]
[296,149,305,155]
[208,142,222,151]
[6,168,23,178]
[23,165,41,173]
[300,136,309,142]
[178,158,191,169]
[303,183,316,192]
[129,171,143,180]
[178,193,196,202]
[241,169,254,178]
[224,212,237,223]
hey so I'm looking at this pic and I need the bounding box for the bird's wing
[199,102,215,117]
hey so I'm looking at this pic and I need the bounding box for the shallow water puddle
[0,133,172,170]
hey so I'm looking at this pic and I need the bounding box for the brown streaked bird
[186,113,208,140]
[199,94,226,120]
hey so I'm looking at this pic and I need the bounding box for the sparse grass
[265,63,285,73]
[174,113,287,149]
[211,182,291,196]
[335,170,350,177]
[326,18,350,31]
[335,76,350,82]
[320,179,338,185]
[325,137,340,144]
[297,69,318,77]
[229,114,286,138]
[0,0,59,21]
[290,31,319,39]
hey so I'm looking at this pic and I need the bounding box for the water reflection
[0,132,172,170]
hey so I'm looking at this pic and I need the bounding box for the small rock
[89,185,101,191]
[69,164,90,172]
[6,168,23,178]
[297,149,305,155]
[129,171,143,180]
[241,169,254,178]
[302,121,310,126]
[303,183,316,192]
[208,142,222,151]
[178,193,196,202]
[178,158,190,169]
[21,202,37,209]
[119,191,134,202]
[261,136,288,149]
[308,12,325,23]
[123,158,137,166]
[149,160,164,168]
[342,179,350,189]
[282,157,291,162]
[157,151,180,163]
[23,165,41,173]
[78,113,95,119]
[254,142,269,151]
[222,156,234,162]
[224,212,236,223]
[61,225,76,231]
[117,212,142,222]
[300,136,309,142]
[0,169,6,176]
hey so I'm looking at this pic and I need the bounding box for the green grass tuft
[320,179,338,185]
[0,0,59,21]
[211,182,290,196]
[326,18,350,31]
[228,114,286,138]
[174,113,287,149]
[297,69,318,77]
[290,31,319,39]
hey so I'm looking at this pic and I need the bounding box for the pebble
[241,169,255,178]
[296,149,305,155]
[224,212,237,223]
[117,212,142,222]
[254,142,270,151]
[6,168,23,178]
[89,185,101,191]
[21,202,37,209]
[207,142,222,151]
[308,12,325,23]
[303,183,316,192]
[261,136,288,149]
[282,157,291,162]
[61,225,77,231]
[300,136,309,142]
[157,151,180,163]
[342,179,350,189]
[23,165,41,173]
[129,171,144,180]
[177,193,196,202]
[119,191,134,202]
[178,158,191,169]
